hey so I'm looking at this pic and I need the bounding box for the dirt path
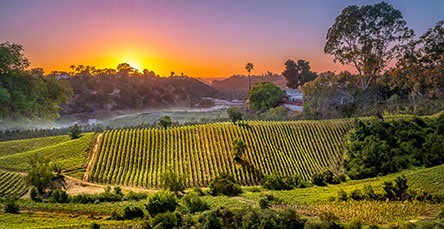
[82,133,102,181]
[63,175,156,195]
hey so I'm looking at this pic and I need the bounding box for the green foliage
[25,156,53,194]
[263,173,305,190]
[232,138,246,161]
[49,189,69,203]
[312,170,336,186]
[30,187,41,202]
[259,198,269,209]
[248,82,284,112]
[158,115,172,129]
[123,205,144,219]
[346,117,443,179]
[160,169,186,193]
[4,197,19,214]
[282,59,317,89]
[0,42,71,120]
[151,211,178,229]
[145,191,178,216]
[227,107,243,124]
[209,173,242,196]
[0,170,27,198]
[182,194,210,213]
[68,124,81,140]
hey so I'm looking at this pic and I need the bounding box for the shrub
[263,173,305,190]
[337,189,348,201]
[89,222,100,229]
[278,209,306,229]
[30,187,41,202]
[151,211,178,229]
[49,189,69,203]
[123,205,144,219]
[182,194,209,213]
[124,191,148,201]
[347,218,362,229]
[145,191,178,216]
[350,189,364,201]
[259,198,269,209]
[209,173,242,196]
[160,169,185,193]
[4,197,19,214]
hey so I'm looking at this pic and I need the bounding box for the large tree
[324,2,414,90]
[248,82,284,112]
[282,59,317,89]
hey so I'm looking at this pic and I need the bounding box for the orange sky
[1,1,442,77]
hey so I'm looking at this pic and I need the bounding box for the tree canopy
[248,82,284,112]
[0,42,71,120]
[324,2,414,89]
[282,59,317,89]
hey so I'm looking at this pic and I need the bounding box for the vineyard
[88,120,354,188]
[0,170,27,197]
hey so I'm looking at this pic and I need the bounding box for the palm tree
[245,62,254,91]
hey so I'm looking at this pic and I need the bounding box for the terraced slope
[0,170,27,197]
[88,120,354,187]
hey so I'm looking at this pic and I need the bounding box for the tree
[390,20,443,98]
[248,82,284,112]
[0,42,29,74]
[227,107,243,124]
[324,2,414,89]
[68,124,81,139]
[245,62,254,91]
[282,59,317,89]
[232,138,246,161]
[158,116,172,129]
[26,156,53,194]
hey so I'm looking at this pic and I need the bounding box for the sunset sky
[1,0,443,78]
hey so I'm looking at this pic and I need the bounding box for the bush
[160,169,185,193]
[145,191,178,216]
[4,197,19,214]
[259,198,269,209]
[337,189,348,201]
[123,205,144,219]
[151,211,178,229]
[182,194,209,213]
[278,209,306,229]
[312,170,335,186]
[209,173,242,196]
[89,222,100,229]
[124,191,148,201]
[49,189,69,203]
[30,187,41,202]
[263,173,305,190]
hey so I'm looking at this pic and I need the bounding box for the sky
[1,0,443,78]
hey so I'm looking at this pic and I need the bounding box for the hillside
[211,74,287,99]
[88,120,354,188]
[0,133,96,172]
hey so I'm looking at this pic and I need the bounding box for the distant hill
[62,75,222,116]
[211,74,287,99]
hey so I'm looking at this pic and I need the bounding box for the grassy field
[88,120,354,187]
